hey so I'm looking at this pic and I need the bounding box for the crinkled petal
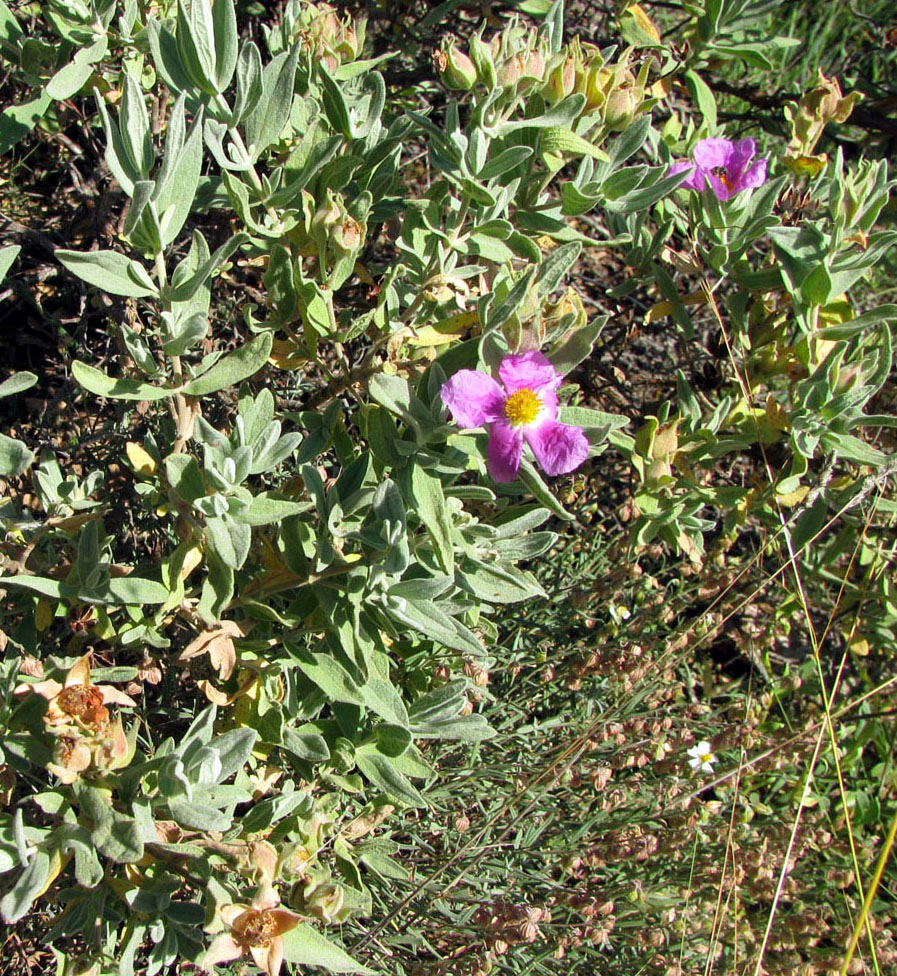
[268,909,300,935]
[524,420,590,477]
[737,157,768,191]
[487,420,524,483]
[669,161,703,190]
[98,686,138,707]
[728,137,756,174]
[692,137,735,171]
[221,903,253,927]
[705,172,731,201]
[250,943,274,975]
[535,386,559,422]
[440,370,505,428]
[202,934,244,970]
[499,351,562,396]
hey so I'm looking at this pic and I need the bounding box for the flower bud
[523,49,545,81]
[304,882,345,924]
[469,32,497,89]
[496,53,523,89]
[434,42,477,91]
[543,54,576,104]
[604,83,640,130]
[331,214,363,255]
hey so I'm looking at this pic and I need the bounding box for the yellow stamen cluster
[504,388,541,426]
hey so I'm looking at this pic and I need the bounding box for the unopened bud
[543,54,576,104]
[497,53,524,89]
[304,882,345,924]
[434,43,477,91]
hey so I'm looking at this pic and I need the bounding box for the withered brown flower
[202,886,300,976]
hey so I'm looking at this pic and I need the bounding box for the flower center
[58,686,100,717]
[712,166,733,191]
[234,909,279,947]
[504,388,541,426]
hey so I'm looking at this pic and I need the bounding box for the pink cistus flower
[440,351,589,483]
[669,137,768,201]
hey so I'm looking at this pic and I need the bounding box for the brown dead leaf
[178,620,244,680]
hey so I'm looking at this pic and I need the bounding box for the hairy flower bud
[469,32,497,88]
[304,882,345,924]
[604,80,640,129]
[496,53,524,89]
[543,54,576,104]
[434,42,477,91]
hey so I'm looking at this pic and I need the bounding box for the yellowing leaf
[619,2,662,46]
[270,338,309,370]
[645,300,674,323]
[646,290,707,323]
[848,634,870,657]
[180,545,203,581]
[125,442,158,476]
[777,485,809,507]
[783,154,828,177]
[36,848,72,899]
[35,597,54,632]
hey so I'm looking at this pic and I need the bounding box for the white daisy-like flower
[609,604,631,624]
[687,740,716,774]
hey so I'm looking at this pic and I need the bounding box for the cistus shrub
[0,1,893,973]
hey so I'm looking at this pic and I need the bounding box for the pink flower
[670,137,768,201]
[440,351,589,483]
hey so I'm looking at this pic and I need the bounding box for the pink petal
[739,157,768,190]
[692,137,734,171]
[498,351,563,397]
[487,421,524,482]
[705,172,731,201]
[267,909,300,935]
[669,161,701,189]
[267,938,285,976]
[441,370,506,428]
[14,678,63,699]
[525,420,589,477]
[251,884,280,911]
[728,137,756,173]
[202,934,244,970]
[221,903,252,926]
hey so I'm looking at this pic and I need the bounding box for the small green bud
[543,54,575,104]
[469,32,497,89]
[434,42,477,91]
[304,882,346,924]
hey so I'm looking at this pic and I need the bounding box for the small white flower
[609,604,631,624]
[687,740,716,774]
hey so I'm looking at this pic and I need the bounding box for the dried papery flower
[20,654,44,678]
[18,653,136,733]
[203,886,300,976]
[15,654,136,782]
[48,734,93,784]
